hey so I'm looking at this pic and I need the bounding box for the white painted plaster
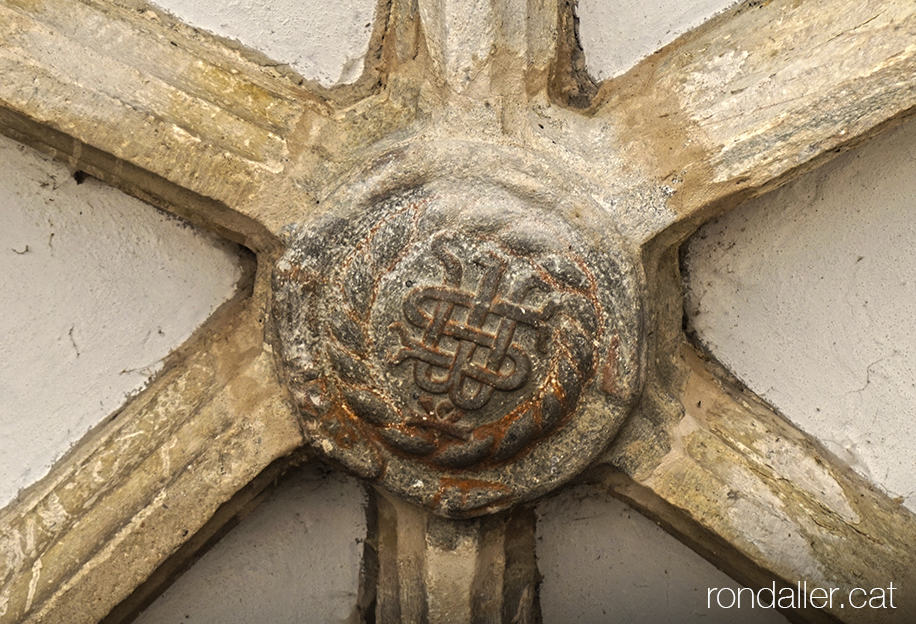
[685,119,916,511]
[134,465,367,624]
[0,136,242,508]
[536,485,788,623]
[3,3,900,618]
[151,0,377,86]
[578,0,739,80]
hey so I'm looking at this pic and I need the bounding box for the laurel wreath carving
[322,206,602,471]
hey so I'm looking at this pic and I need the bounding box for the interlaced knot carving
[391,240,554,411]
[273,202,619,478]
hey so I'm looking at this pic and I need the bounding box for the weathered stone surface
[594,0,916,244]
[372,489,539,624]
[0,0,914,620]
[0,0,417,247]
[599,344,916,624]
[0,0,297,245]
[271,168,644,517]
[0,294,303,624]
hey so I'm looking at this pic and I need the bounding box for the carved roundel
[271,185,643,517]
[366,228,597,468]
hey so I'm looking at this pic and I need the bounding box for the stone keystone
[271,173,644,517]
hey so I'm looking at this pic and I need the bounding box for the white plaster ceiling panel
[150,0,378,86]
[536,485,788,623]
[685,119,916,511]
[0,136,243,508]
[578,0,739,80]
[134,466,367,624]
